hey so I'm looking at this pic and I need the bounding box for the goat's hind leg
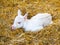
[49,21,53,24]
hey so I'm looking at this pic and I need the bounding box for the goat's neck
[23,19,29,28]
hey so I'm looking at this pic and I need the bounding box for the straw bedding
[0,0,60,45]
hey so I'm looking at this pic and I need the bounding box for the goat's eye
[18,22,21,24]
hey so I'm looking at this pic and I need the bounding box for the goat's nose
[11,25,16,30]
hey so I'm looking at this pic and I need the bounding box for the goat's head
[11,9,28,30]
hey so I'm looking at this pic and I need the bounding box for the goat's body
[23,13,53,31]
[12,10,53,32]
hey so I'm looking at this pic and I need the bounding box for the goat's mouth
[11,25,16,30]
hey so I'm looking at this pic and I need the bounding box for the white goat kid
[11,9,53,32]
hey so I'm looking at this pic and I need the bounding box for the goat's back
[31,13,51,20]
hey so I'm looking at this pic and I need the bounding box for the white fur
[12,9,53,32]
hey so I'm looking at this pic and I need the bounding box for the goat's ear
[24,12,28,20]
[18,9,22,16]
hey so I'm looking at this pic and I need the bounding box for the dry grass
[0,0,60,45]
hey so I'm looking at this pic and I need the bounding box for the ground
[0,0,60,45]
